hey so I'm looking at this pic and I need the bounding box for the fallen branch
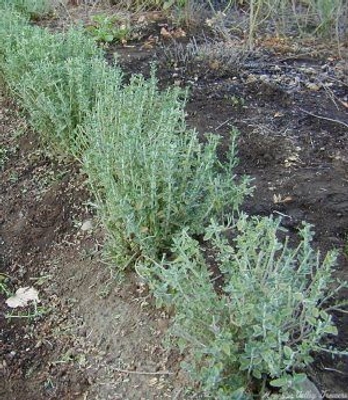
[299,107,348,130]
[215,116,235,131]
[323,367,348,376]
[114,367,173,375]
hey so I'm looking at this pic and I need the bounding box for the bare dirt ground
[0,92,185,399]
[1,3,348,399]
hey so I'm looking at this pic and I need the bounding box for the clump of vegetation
[205,0,347,48]
[87,13,131,43]
[16,54,110,157]
[1,0,52,19]
[0,12,104,156]
[81,70,251,268]
[139,215,347,398]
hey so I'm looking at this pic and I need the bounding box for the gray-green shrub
[0,0,52,18]
[1,25,100,86]
[0,7,27,63]
[81,71,251,267]
[16,56,111,156]
[140,214,346,398]
[0,16,104,156]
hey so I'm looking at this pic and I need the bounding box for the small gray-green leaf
[284,345,293,357]
[270,376,290,388]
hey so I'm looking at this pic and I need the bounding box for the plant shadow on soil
[1,3,348,400]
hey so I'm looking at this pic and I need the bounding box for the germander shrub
[0,7,27,66]
[82,70,251,268]
[0,19,104,156]
[0,0,52,19]
[140,214,346,398]
[2,26,100,87]
[17,56,110,156]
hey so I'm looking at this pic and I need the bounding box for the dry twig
[299,107,348,129]
[114,367,173,375]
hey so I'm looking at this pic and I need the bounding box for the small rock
[80,220,93,232]
[306,82,321,91]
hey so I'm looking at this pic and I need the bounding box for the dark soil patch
[1,3,348,399]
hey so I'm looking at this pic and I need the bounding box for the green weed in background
[140,215,346,398]
[87,13,131,43]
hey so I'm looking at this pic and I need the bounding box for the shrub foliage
[139,215,346,398]
[82,70,251,266]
